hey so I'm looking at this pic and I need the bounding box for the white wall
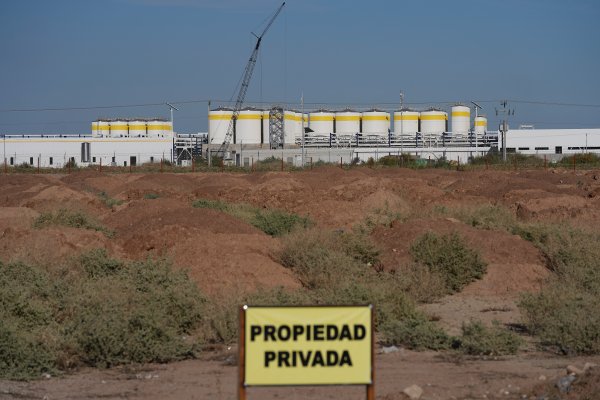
[506,129,600,155]
[2,135,174,168]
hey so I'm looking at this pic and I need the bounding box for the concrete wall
[506,129,600,156]
[2,136,174,168]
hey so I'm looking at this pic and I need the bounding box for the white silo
[262,110,270,144]
[335,109,361,134]
[208,107,233,144]
[236,107,262,144]
[361,109,390,136]
[96,120,110,137]
[474,116,487,136]
[393,109,419,135]
[129,120,147,137]
[163,120,173,136]
[451,105,470,136]
[420,108,447,139]
[147,120,165,138]
[309,109,334,134]
[283,110,298,145]
[91,121,99,137]
[110,120,129,137]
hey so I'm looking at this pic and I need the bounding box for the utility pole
[496,100,515,162]
[400,91,404,154]
[301,92,304,167]
[207,100,212,167]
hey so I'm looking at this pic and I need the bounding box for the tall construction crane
[216,2,286,159]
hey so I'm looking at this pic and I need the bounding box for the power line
[2,98,599,114]
[0,100,212,113]
[508,99,600,108]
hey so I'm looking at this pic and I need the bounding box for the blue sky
[1,0,599,133]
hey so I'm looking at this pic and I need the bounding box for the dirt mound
[0,226,121,266]
[372,218,548,297]
[102,197,299,295]
[0,206,39,230]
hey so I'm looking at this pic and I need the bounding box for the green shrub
[144,193,160,199]
[192,198,311,237]
[98,191,123,208]
[454,320,522,356]
[380,316,451,351]
[251,209,311,236]
[454,205,518,232]
[558,153,600,166]
[520,284,600,355]
[0,317,56,380]
[277,228,447,350]
[395,264,448,303]
[203,286,311,344]
[410,232,486,293]
[0,251,207,378]
[34,209,114,237]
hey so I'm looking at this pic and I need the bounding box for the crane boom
[216,2,285,158]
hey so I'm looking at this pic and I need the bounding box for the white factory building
[2,119,174,168]
[505,128,600,156]
[2,105,600,168]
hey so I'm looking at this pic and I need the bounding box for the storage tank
[110,120,129,137]
[147,120,165,138]
[97,120,110,137]
[474,115,487,136]
[284,110,299,145]
[361,109,390,136]
[128,120,147,137]
[236,107,262,144]
[163,120,173,136]
[308,109,334,134]
[451,105,470,136]
[208,107,233,144]
[335,109,361,134]
[262,110,270,144]
[393,109,419,135]
[419,108,447,138]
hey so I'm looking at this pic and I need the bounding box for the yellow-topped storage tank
[393,109,419,135]
[110,120,129,137]
[91,120,109,137]
[309,109,334,134]
[420,108,447,139]
[361,109,390,136]
[236,107,262,144]
[128,120,147,137]
[284,110,300,145]
[451,104,470,136]
[208,107,233,145]
[474,115,487,136]
[335,109,361,134]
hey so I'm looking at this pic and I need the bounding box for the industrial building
[2,104,599,168]
[3,118,175,168]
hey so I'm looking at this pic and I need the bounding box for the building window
[49,157,53,165]
[150,156,154,163]
[518,147,529,151]
[130,156,137,167]
[506,148,516,153]
[10,157,14,166]
[92,157,96,163]
[30,157,34,165]
[112,156,116,163]
[555,146,562,154]
[124,161,127,167]
[535,147,549,150]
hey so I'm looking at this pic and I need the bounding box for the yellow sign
[243,306,372,386]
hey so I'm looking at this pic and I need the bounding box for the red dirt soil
[2,166,600,399]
